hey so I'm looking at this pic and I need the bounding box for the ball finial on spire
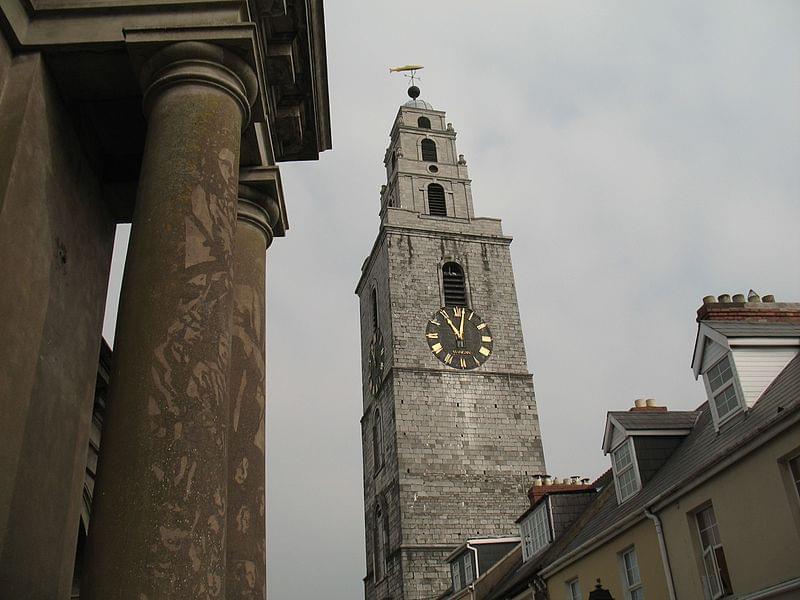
[408,85,420,100]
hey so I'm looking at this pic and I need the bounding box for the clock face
[425,306,493,370]
[368,329,386,395]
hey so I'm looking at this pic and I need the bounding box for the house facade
[478,294,800,600]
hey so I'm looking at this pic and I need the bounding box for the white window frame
[565,578,581,600]
[695,505,732,599]
[611,438,642,504]
[464,554,474,585]
[788,453,800,506]
[452,561,461,591]
[702,354,744,428]
[519,500,551,561]
[618,546,644,600]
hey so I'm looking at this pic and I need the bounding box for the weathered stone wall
[0,48,114,597]
[359,224,545,600]
[360,99,545,600]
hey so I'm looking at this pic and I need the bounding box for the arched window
[417,116,431,129]
[442,262,468,307]
[374,500,388,581]
[421,138,437,162]
[372,407,384,472]
[427,183,447,217]
[371,288,379,331]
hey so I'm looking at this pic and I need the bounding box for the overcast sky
[102,2,800,598]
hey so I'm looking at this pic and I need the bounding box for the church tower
[356,86,546,600]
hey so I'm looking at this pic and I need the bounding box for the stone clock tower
[355,87,546,600]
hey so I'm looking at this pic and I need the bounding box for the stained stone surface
[226,211,268,599]
[82,80,244,599]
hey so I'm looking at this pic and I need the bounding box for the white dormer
[692,321,800,427]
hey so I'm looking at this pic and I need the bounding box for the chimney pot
[732,293,746,303]
[544,476,553,485]
[645,398,656,407]
[748,290,761,303]
[718,294,732,303]
[703,295,717,305]
[634,398,646,408]
[763,294,776,303]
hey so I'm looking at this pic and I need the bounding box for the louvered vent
[418,116,431,129]
[442,262,467,306]
[421,139,437,162]
[428,184,447,217]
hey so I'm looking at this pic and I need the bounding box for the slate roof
[559,353,800,559]
[610,410,700,431]
[705,321,800,337]
[486,354,800,598]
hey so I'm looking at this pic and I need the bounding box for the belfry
[355,84,546,599]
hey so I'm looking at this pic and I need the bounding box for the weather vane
[390,64,425,98]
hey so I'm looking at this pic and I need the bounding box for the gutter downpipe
[644,507,677,600]
[467,543,480,600]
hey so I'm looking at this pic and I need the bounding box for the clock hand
[441,312,461,338]
[459,311,465,340]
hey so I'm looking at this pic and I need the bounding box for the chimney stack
[630,398,667,413]
[697,291,800,323]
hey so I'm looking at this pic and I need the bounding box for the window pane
[623,549,641,585]
[703,549,721,598]
[790,456,800,499]
[708,356,732,392]
[567,579,581,600]
[464,556,474,584]
[713,385,739,419]
[617,467,638,500]
[613,442,632,470]
[715,547,733,595]
[631,589,645,600]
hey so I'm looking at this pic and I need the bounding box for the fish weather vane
[389,64,424,99]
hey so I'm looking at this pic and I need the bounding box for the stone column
[82,41,257,599]
[226,184,280,598]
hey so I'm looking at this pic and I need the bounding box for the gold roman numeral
[481,336,492,343]
[431,343,443,354]
[479,347,491,356]
[453,307,463,317]
[477,323,487,330]
[468,311,474,321]
[444,353,453,365]
[430,319,440,326]
[460,357,467,368]
[426,332,439,339]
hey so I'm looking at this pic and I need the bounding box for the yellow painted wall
[545,519,669,600]
[659,422,800,598]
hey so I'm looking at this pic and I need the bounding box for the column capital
[236,196,274,249]
[238,165,287,239]
[125,27,265,128]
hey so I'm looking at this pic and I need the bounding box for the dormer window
[519,502,551,561]
[451,561,461,591]
[704,354,742,424]
[417,116,431,129]
[421,138,437,162]
[611,438,641,503]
